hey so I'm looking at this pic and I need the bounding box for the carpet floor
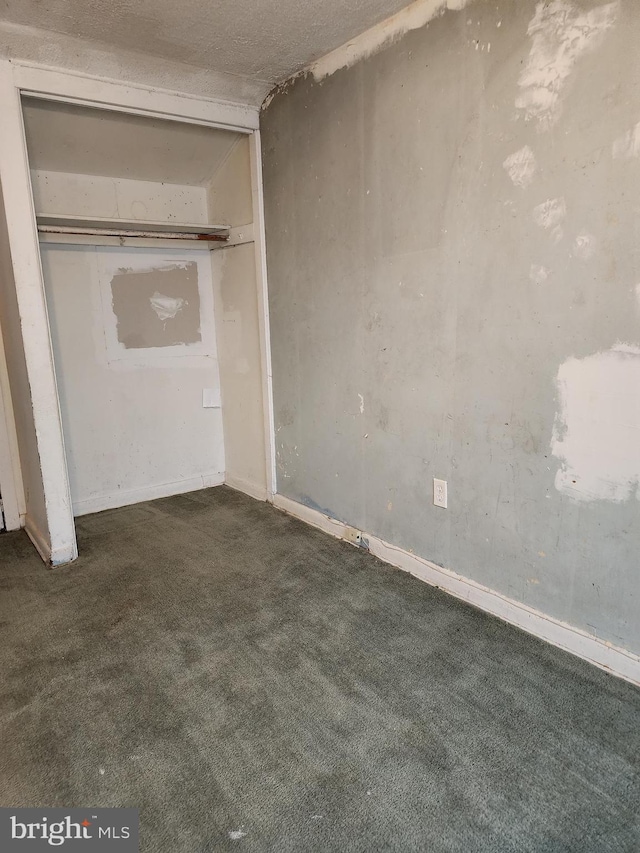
[0,486,638,852]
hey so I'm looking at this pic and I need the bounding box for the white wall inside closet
[22,98,265,516]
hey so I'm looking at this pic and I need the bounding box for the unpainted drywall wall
[261,0,640,654]
[212,243,267,497]
[41,244,225,515]
[0,180,47,538]
[31,171,209,224]
[22,99,243,187]
[208,138,267,498]
[207,137,253,227]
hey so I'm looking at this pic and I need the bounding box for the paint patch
[229,829,247,840]
[533,197,566,243]
[115,261,190,276]
[310,0,470,81]
[516,1,619,131]
[612,122,640,159]
[573,233,596,260]
[530,263,551,284]
[551,344,640,502]
[110,262,201,349]
[358,393,365,415]
[503,145,537,188]
[149,291,187,322]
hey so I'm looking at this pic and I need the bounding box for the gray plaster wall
[261,0,640,655]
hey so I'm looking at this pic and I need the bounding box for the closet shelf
[36,214,229,242]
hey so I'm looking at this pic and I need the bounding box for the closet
[21,96,267,518]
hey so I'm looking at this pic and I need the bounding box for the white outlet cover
[433,478,448,509]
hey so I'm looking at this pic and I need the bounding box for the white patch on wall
[309,0,470,81]
[612,122,640,160]
[533,197,566,243]
[149,291,187,322]
[516,0,619,131]
[552,344,640,502]
[503,145,537,188]
[572,233,596,260]
[530,263,550,284]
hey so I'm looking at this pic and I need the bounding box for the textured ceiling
[0,0,411,85]
[22,98,242,186]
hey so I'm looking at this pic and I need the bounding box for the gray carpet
[0,486,638,852]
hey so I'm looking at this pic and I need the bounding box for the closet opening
[20,96,269,539]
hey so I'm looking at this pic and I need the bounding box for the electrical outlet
[433,478,448,509]
[343,526,363,546]
[343,526,369,550]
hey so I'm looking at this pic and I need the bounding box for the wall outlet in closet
[202,388,221,408]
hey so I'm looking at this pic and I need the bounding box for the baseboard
[72,472,225,517]
[24,514,50,563]
[273,494,640,687]
[225,474,268,502]
[24,513,77,567]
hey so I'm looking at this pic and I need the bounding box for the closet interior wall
[18,97,267,521]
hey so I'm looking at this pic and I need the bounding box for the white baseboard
[24,514,51,563]
[225,474,268,502]
[273,494,640,687]
[72,472,225,516]
[24,514,77,567]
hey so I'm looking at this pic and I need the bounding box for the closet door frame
[0,59,274,564]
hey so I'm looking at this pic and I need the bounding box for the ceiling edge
[0,20,272,108]
[261,0,470,109]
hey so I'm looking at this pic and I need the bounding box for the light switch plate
[202,388,221,408]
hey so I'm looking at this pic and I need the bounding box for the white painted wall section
[41,244,225,515]
[552,345,640,503]
[516,1,619,131]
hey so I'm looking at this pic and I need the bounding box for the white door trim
[249,129,277,499]
[12,61,259,132]
[0,314,25,530]
[0,60,75,563]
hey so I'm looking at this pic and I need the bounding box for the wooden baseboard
[273,494,640,687]
[225,474,268,502]
[72,472,225,516]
